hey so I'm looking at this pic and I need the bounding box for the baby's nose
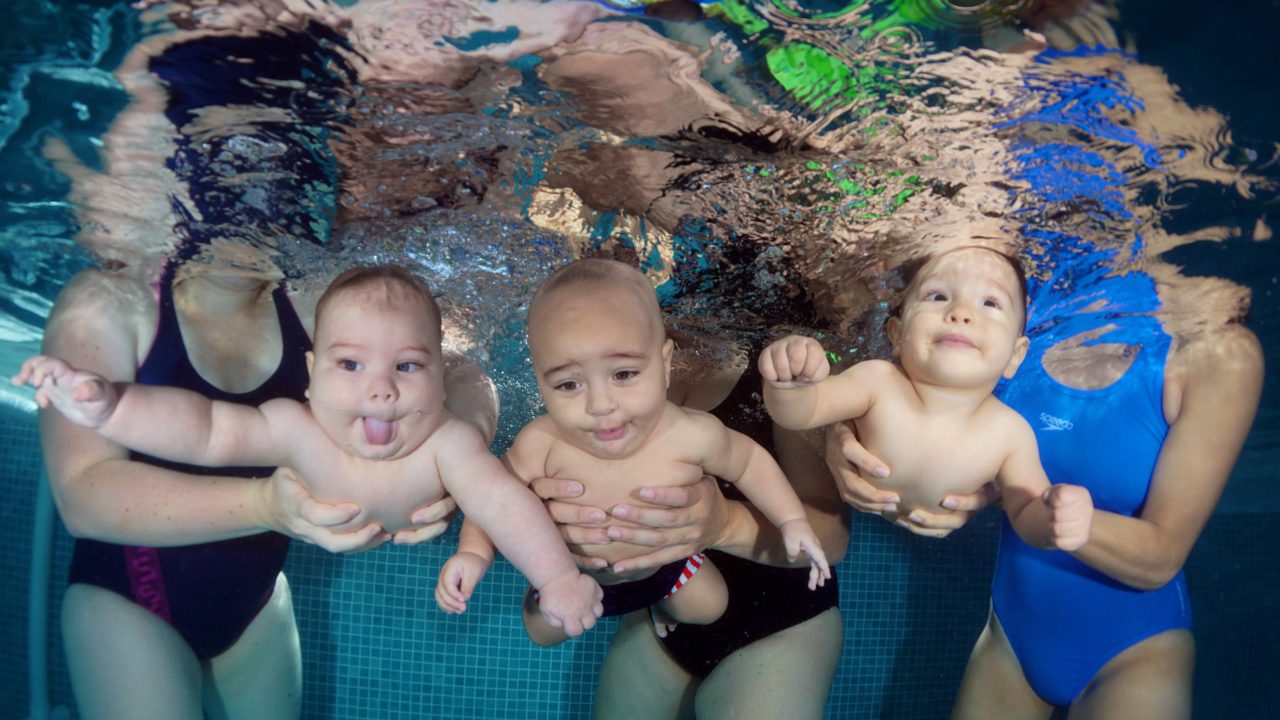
[367,376,398,402]
[948,305,974,323]
[585,386,616,416]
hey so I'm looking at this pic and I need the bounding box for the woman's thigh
[594,610,698,720]
[951,610,1054,720]
[203,572,303,720]
[62,583,204,720]
[1070,629,1194,720]
[694,606,844,720]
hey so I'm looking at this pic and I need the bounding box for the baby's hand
[758,336,831,387]
[11,355,118,428]
[1044,484,1093,551]
[435,552,491,614]
[779,518,832,590]
[534,571,603,639]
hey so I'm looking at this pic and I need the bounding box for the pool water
[1,1,1276,718]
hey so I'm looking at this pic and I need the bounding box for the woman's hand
[393,495,460,545]
[529,475,731,574]
[528,477,611,571]
[824,421,894,512]
[896,484,1000,538]
[825,421,996,537]
[607,476,730,574]
[258,467,388,553]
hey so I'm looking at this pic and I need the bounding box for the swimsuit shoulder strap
[136,262,190,386]
[270,282,312,355]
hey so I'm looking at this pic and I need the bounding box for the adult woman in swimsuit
[951,313,1261,717]
[828,286,1262,719]
[39,23,493,720]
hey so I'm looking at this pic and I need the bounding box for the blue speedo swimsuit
[66,267,311,660]
[992,319,1192,706]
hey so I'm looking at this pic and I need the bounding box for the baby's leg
[654,557,727,634]
[521,587,571,647]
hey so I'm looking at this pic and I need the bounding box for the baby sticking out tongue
[363,417,395,445]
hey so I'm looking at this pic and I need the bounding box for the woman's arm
[40,271,380,551]
[1068,325,1264,589]
[708,425,851,567]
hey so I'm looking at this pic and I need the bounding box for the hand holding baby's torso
[856,381,1014,518]
[291,425,449,533]
[543,416,707,580]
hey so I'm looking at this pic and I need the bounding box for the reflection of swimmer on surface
[18,265,605,638]
[762,245,1094,549]
[439,259,830,646]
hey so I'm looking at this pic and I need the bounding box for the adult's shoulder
[1164,322,1263,422]
[50,267,154,319]
[43,268,158,368]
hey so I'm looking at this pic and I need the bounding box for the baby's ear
[662,337,675,387]
[1002,336,1031,379]
[304,351,316,399]
[885,317,902,357]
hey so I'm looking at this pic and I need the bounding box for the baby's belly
[873,471,984,519]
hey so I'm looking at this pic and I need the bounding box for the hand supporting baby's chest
[545,447,707,513]
[296,448,448,533]
[855,410,1008,514]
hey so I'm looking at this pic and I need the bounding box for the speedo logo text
[1039,412,1074,431]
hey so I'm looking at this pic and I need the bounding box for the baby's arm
[998,417,1094,551]
[439,422,554,581]
[437,420,601,637]
[692,411,831,588]
[435,518,494,614]
[13,354,297,469]
[759,335,880,430]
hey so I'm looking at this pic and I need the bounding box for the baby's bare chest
[856,404,1008,513]
[298,448,446,533]
[546,444,705,512]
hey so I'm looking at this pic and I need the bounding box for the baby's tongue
[363,417,394,445]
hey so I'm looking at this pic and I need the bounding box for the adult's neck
[172,269,278,317]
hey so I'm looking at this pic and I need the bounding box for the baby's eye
[613,369,639,382]
[339,359,362,372]
[553,380,581,392]
[924,291,948,302]
[982,297,1003,309]
[396,362,422,372]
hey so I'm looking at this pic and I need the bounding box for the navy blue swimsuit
[659,363,840,678]
[66,270,311,660]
